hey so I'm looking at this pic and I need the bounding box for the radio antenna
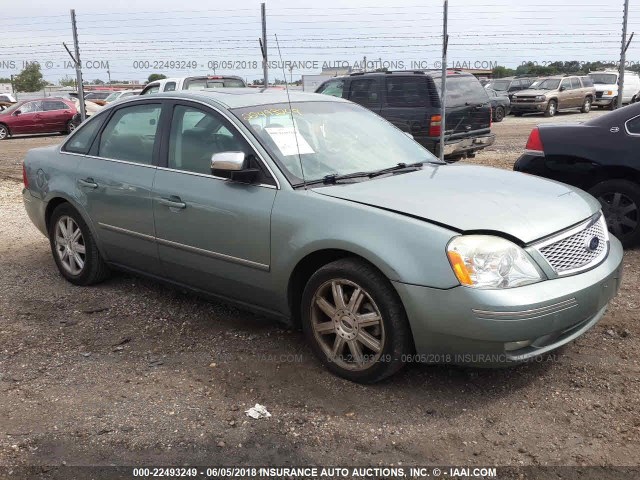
[274,33,307,189]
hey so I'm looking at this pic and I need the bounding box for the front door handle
[78,177,98,189]
[159,196,186,209]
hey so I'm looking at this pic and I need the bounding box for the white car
[589,70,640,109]
[0,93,17,103]
[140,75,246,95]
[104,90,142,103]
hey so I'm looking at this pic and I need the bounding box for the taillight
[525,127,544,152]
[428,114,442,137]
[22,163,29,189]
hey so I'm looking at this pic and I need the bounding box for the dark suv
[484,76,537,99]
[315,70,494,160]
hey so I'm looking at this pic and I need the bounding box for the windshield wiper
[319,162,428,185]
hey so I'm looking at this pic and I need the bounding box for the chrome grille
[537,215,609,275]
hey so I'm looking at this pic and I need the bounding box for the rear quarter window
[63,114,107,154]
[443,76,489,107]
[626,115,640,135]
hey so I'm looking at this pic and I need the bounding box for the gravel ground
[0,112,639,470]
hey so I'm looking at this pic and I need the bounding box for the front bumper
[394,235,623,365]
[511,101,547,112]
[594,97,615,106]
[441,133,496,157]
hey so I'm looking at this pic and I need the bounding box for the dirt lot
[1,113,639,471]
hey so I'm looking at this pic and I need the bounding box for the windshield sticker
[242,108,302,121]
[265,127,315,156]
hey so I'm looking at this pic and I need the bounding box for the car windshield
[535,79,561,90]
[589,73,618,85]
[486,80,510,91]
[232,101,438,184]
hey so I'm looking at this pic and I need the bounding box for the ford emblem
[585,236,600,252]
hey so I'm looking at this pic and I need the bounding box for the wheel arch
[43,194,107,259]
[287,248,399,329]
[585,165,640,191]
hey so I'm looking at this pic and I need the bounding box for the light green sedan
[22,90,623,383]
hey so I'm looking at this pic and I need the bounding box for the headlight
[446,235,543,289]
[535,95,546,102]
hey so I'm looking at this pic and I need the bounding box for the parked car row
[0,98,78,140]
[21,86,624,383]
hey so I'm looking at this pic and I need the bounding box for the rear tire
[301,258,412,383]
[494,106,505,122]
[544,100,557,117]
[48,203,110,285]
[589,180,640,248]
[581,97,592,113]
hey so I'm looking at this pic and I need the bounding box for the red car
[0,98,77,140]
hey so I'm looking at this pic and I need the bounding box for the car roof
[119,89,347,109]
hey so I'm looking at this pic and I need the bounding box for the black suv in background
[315,71,494,161]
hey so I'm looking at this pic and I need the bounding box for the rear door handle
[78,177,98,189]
[159,196,186,209]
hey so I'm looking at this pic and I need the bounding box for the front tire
[544,100,557,117]
[48,203,110,285]
[301,258,412,383]
[609,98,619,110]
[66,120,76,134]
[589,180,640,248]
[0,123,9,140]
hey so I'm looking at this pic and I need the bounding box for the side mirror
[13,110,21,116]
[211,151,259,184]
[560,86,567,92]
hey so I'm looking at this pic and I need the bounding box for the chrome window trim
[624,113,640,136]
[58,96,282,190]
[60,151,157,169]
[531,212,609,277]
[156,166,277,190]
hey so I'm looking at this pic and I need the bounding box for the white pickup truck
[140,75,246,95]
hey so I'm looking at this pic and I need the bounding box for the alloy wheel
[548,102,556,116]
[0,125,7,140]
[598,192,639,239]
[54,216,86,275]
[310,279,385,372]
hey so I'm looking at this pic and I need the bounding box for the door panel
[76,159,160,274]
[75,102,164,274]
[153,171,276,306]
[153,102,277,308]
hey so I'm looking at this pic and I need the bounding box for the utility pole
[107,68,111,84]
[70,9,86,121]
[261,3,268,88]
[363,56,367,73]
[439,0,449,163]
[10,74,16,100]
[618,0,631,109]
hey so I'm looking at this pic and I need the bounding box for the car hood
[312,164,601,244]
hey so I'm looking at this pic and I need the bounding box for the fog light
[504,340,532,351]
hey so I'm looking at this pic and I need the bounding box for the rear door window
[98,104,162,164]
[348,79,380,108]
[385,77,430,107]
[43,100,69,111]
[571,78,582,89]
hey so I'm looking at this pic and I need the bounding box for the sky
[0,0,637,84]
